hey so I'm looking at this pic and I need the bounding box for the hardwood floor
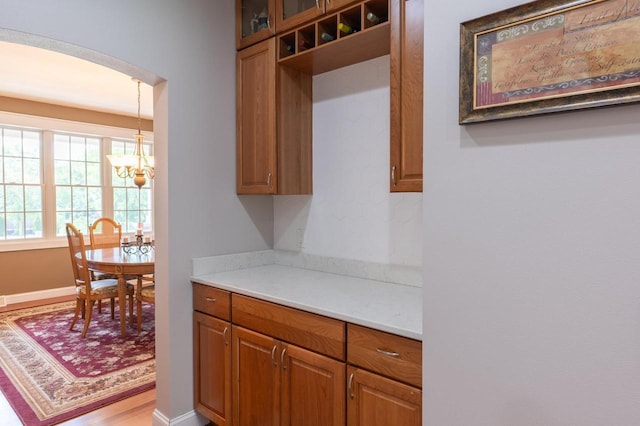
[0,296,157,425]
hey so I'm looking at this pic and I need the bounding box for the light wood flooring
[0,296,156,425]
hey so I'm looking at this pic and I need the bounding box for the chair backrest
[66,223,92,289]
[89,217,122,249]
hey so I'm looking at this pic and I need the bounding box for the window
[54,133,102,235]
[0,115,153,251]
[111,139,153,234]
[0,127,43,240]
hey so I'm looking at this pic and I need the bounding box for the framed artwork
[459,0,640,124]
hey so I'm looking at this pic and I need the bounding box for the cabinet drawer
[232,294,346,360]
[193,283,231,321]
[347,324,421,388]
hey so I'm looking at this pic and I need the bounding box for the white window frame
[0,111,153,253]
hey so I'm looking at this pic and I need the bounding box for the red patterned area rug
[0,301,155,425]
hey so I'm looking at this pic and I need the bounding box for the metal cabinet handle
[268,15,272,29]
[271,345,278,367]
[376,348,401,358]
[280,347,287,370]
[347,373,355,399]
[391,166,397,187]
[205,297,216,303]
[315,0,320,9]
[267,172,272,188]
[223,327,229,346]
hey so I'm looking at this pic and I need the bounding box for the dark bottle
[320,32,335,42]
[299,38,314,49]
[366,12,380,24]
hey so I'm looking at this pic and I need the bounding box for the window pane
[0,214,4,238]
[113,210,126,228]
[113,187,126,211]
[3,130,22,156]
[0,188,4,210]
[56,186,72,211]
[88,187,102,211]
[23,132,40,157]
[70,161,86,185]
[72,186,88,211]
[5,185,23,212]
[24,186,42,211]
[0,160,3,184]
[6,212,23,238]
[139,188,151,210]
[56,212,72,237]
[54,160,70,185]
[86,162,101,186]
[54,136,70,160]
[4,156,22,183]
[23,158,41,184]
[70,136,86,161]
[86,138,100,162]
[127,188,139,211]
[72,211,88,234]
[25,212,42,237]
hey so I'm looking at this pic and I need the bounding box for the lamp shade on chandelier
[107,78,154,189]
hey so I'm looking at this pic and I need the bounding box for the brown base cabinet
[193,282,422,426]
[347,366,421,426]
[233,325,345,426]
[194,311,232,426]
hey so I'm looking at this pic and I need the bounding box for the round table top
[82,247,155,266]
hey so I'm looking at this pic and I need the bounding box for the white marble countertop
[191,264,422,340]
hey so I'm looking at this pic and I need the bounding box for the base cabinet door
[347,366,422,426]
[194,312,232,426]
[281,344,345,426]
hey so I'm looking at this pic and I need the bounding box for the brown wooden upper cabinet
[236,38,313,195]
[236,0,276,50]
[276,0,359,33]
[389,0,423,192]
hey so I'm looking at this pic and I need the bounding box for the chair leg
[82,300,94,338]
[128,291,134,327]
[69,298,82,331]
[110,297,115,319]
[137,299,143,333]
[98,299,103,314]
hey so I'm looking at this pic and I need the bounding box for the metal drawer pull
[205,297,216,303]
[391,166,397,187]
[347,373,355,399]
[223,327,229,346]
[271,345,278,367]
[280,347,287,370]
[376,348,400,357]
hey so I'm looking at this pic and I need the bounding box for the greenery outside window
[0,127,43,239]
[0,117,153,251]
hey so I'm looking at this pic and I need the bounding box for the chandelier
[107,78,154,189]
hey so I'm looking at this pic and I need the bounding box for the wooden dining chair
[136,277,155,333]
[88,217,122,249]
[66,222,134,338]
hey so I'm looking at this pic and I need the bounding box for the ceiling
[0,41,153,119]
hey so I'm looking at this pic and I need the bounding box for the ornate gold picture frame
[459,0,640,124]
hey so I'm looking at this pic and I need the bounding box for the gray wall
[1,0,272,422]
[423,1,640,424]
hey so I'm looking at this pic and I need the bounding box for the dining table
[81,247,155,337]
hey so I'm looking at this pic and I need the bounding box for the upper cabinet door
[276,0,326,33]
[390,0,423,192]
[236,39,277,195]
[236,0,276,50]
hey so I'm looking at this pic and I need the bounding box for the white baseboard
[1,286,75,307]
[152,408,208,426]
